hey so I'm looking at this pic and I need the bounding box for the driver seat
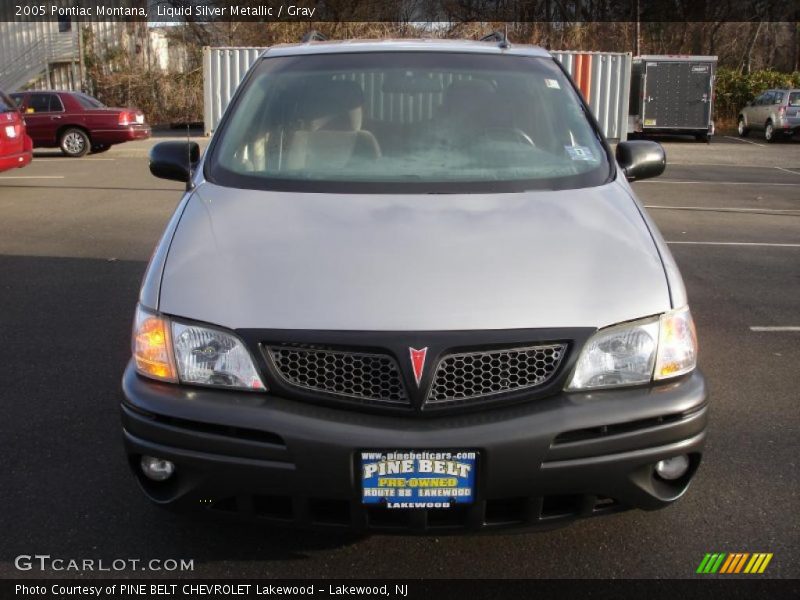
[285,80,381,170]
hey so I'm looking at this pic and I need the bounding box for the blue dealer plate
[360,450,477,509]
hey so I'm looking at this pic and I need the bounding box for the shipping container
[203,46,632,141]
[203,47,264,136]
[552,51,632,141]
[629,55,717,141]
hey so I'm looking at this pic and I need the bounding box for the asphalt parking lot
[0,134,798,579]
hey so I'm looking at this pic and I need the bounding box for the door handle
[50,115,62,120]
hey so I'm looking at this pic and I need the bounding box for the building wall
[0,21,78,90]
[0,19,140,91]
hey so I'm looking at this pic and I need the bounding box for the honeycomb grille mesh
[426,344,566,405]
[267,346,409,405]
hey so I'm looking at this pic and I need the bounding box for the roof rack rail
[479,31,510,49]
[301,30,328,43]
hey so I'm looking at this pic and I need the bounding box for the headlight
[566,306,697,391]
[132,305,266,391]
[172,321,265,390]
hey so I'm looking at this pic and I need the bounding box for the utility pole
[635,0,641,56]
[78,25,85,92]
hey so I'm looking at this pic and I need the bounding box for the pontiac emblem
[409,347,428,387]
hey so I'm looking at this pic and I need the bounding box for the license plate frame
[360,450,478,509]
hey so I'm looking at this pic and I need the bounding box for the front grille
[426,344,566,405]
[267,346,409,405]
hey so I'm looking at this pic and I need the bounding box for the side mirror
[616,140,666,182]
[149,141,200,188]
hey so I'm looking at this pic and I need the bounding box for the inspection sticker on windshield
[565,145,595,161]
[361,450,477,508]
[545,78,560,89]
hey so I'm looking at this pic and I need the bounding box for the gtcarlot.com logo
[14,555,194,572]
[696,552,773,574]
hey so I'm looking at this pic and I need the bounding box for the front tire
[764,120,777,143]
[60,128,90,157]
[737,118,749,137]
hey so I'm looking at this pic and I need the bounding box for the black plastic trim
[120,364,708,532]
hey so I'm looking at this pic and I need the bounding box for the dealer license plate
[360,450,477,509]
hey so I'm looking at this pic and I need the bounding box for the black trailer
[629,55,717,142]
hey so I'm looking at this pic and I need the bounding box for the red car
[0,89,33,172]
[10,90,151,157]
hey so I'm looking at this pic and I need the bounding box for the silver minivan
[122,39,707,533]
[738,88,800,142]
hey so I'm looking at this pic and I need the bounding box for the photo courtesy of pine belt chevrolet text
[121,37,707,533]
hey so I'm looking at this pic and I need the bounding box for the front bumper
[121,362,708,533]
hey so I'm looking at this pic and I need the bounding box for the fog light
[140,456,175,481]
[654,455,690,480]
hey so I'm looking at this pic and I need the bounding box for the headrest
[297,79,365,131]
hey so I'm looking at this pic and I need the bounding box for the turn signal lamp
[133,306,177,382]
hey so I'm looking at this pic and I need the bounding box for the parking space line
[750,326,800,332]
[775,167,800,176]
[667,241,800,247]
[668,162,798,168]
[639,180,800,186]
[32,158,115,162]
[724,136,765,147]
[645,205,800,214]
[0,175,65,179]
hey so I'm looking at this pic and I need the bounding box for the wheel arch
[57,124,92,143]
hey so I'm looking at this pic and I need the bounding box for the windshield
[789,92,800,107]
[0,91,17,112]
[208,52,611,193]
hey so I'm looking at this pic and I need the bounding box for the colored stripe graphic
[720,553,749,573]
[696,554,712,574]
[734,553,750,573]
[759,554,773,573]
[719,554,736,573]
[745,554,761,573]
[710,553,726,573]
[697,553,727,573]
[698,553,772,574]
[745,553,773,574]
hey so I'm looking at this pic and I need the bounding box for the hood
[158,181,670,331]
